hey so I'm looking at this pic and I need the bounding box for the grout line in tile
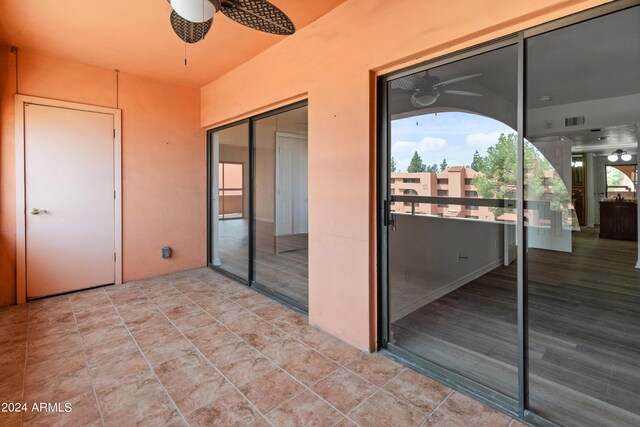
[138,284,274,427]
[69,293,107,427]
[104,289,190,427]
[418,390,454,427]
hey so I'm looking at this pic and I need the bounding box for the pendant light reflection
[608,149,632,162]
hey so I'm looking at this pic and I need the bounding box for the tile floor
[0,268,526,426]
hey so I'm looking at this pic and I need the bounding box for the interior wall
[201,0,610,350]
[0,47,205,306]
[390,216,505,321]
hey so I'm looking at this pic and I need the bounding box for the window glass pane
[526,6,640,425]
[253,106,309,309]
[388,44,519,398]
[210,123,249,280]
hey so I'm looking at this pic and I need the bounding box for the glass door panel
[525,6,640,426]
[387,44,520,398]
[210,123,250,281]
[253,106,309,309]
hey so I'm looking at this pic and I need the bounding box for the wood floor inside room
[216,219,308,308]
[391,227,640,427]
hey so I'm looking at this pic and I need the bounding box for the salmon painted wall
[200,0,610,350]
[0,48,205,306]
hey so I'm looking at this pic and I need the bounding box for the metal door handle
[29,208,47,215]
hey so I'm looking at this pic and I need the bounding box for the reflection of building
[391,167,495,220]
[391,167,570,226]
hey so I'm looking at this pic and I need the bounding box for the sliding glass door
[385,43,520,400]
[379,3,639,426]
[208,102,309,311]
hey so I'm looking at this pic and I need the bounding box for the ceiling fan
[391,71,483,107]
[167,0,296,44]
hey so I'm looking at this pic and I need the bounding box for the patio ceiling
[0,0,348,87]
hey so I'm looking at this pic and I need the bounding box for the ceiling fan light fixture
[171,0,216,23]
[411,92,440,107]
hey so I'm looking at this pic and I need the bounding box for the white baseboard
[391,259,503,322]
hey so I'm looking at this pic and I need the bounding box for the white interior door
[25,104,116,298]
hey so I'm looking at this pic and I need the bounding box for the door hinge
[114,190,116,199]
[113,129,116,138]
[114,252,116,261]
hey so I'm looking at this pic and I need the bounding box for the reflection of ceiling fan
[167,0,295,44]
[392,71,483,107]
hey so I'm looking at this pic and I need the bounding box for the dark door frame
[206,100,309,313]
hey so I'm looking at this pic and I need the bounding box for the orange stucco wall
[200,0,610,351]
[0,48,205,306]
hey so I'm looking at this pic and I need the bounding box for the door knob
[29,208,47,215]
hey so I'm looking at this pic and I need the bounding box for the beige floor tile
[313,336,363,366]
[94,369,163,415]
[346,353,405,387]
[118,302,169,333]
[168,371,233,414]
[154,350,217,389]
[383,369,452,412]
[239,369,305,413]
[133,323,194,366]
[184,322,237,349]
[218,351,276,387]
[163,303,204,321]
[89,348,150,384]
[287,325,333,348]
[187,390,260,427]
[223,310,265,334]
[312,368,378,414]
[173,312,217,333]
[281,351,339,386]
[348,390,426,427]
[103,391,181,427]
[266,390,342,427]
[238,321,287,348]
[422,392,512,427]
[251,303,293,321]
[254,336,310,366]
[83,335,139,367]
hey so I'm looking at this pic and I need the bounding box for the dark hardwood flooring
[392,227,640,427]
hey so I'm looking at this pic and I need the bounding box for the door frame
[15,95,123,303]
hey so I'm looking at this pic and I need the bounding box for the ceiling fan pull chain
[184,41,187,66]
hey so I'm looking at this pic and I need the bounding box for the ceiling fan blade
[221,0,295,35]
[433,73,482,89]
[170,11,213,43]
[391,75,422,91]
[442,90,482,97]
